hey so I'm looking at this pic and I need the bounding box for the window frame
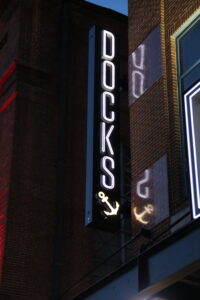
[175,11,200,212]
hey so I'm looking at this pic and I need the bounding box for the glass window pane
[183,63,200,91]
[180,20,200,74]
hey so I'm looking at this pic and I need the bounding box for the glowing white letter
[101,91,115,123]
[100,156,115,189]
[101,61,115,91]
[102,30,115,61]
[100,122,114,156]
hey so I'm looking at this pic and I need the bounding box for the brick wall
[0,0,129,299]
[128,0,200,246]
[0,1,58,299]
[129,0,161,55]
[161,0,200,213]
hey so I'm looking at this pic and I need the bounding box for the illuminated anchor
[133,204,154,225]
[98,191,120,216]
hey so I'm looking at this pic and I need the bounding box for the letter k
[100,122,114,155]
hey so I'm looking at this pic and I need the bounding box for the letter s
[100,156,115,190]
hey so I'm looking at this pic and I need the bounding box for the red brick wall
[1,0,199,298]
[0,0,129,299]
[0,0,19,291]
[0,92,16,282]
[0,1,58,299]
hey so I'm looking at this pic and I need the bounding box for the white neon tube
[100,122,114,156]
[101,91,115,123]
[100,156,115,189]
[102,30,115,61]
[184,81,200,219]
[101,60,115,91]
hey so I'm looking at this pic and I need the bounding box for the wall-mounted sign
[85,26,120,231]
[128,25,162,105]
[184,81,200,219]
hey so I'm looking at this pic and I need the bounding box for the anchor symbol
[133,204,154,225]
[98,191,120,216]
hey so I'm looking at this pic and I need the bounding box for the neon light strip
[184,89,195,216]
[189,88,200,209]
[0,62,17,113]
[0,62,16,85]
[184,81,200,219]
[0,91,17,113]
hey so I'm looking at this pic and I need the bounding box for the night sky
[84,0,128,15]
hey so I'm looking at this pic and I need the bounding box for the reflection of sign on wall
[132,155,169,226]
[85,26,120,231]
[128,25,162,105]
[133,169,153,225]
[131,44,145,100]
[134,204,154,225]
[184,81,200,219]
[136,168,150,199]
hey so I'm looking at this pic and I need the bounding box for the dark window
[182,63,200,91]
[180,21,200,74]
[178,18,200,92]
[176,16,200,218]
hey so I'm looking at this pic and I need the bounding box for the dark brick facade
[1,0,199,299]
[0,1,128,299]
[129,0,200,241]
[160,0,200,213]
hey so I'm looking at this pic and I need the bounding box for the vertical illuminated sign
[85,26,120,231]
[184,81,200,219]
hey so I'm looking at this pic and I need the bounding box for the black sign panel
[85,26,120,231]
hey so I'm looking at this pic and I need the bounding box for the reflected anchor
[133,204,154,224]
